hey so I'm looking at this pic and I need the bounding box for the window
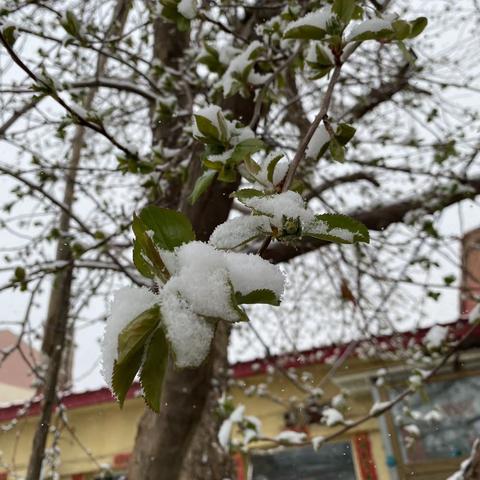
[390,374,480,464]
[250,441,356,480]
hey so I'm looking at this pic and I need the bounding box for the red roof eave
[0,318,479,423]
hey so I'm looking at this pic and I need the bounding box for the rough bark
[26,3,131,478]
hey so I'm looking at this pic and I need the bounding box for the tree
[0,0,479,479]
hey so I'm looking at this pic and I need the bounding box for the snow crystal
[424,325,448,349]
[285,6,334,36]
[101,287,159,386]
[275,430,307,444]
[177,0,197,19]
[243,190,314,226]
[305,124,330,160]
[209,215,270,249]
[347,18,393,41]
[322,407,344,426]
[220,41,262,95]
[160,288,214,368]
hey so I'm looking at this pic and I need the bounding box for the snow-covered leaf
[304,214,369,244]
[209,215,269,249]
[284,6,337,40]
[112,347,143,408]
[117,305,161,364]
[236,288,280,306]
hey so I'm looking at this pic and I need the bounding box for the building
[0,330,39,403]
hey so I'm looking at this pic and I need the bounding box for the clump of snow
[312,436,325,451]
[243,190,314,226]
[322,407,344,426]
[219,41,263,95]
[160,288,214,368]
[192,104,227,140]
[162,242,283,366]
[225,251,285,298]
[305,124,330,160]
[210,215,270,249]
[101,287,159,386]
[424,325,448,349]
[275,430,307,444]
[424,409,443,424]
[403,424,420,437]
[347,18,393,41]
[369,401,391,416]
[252,152,290,188]
[284,6,335,36]
[177,0,197,19]
[218,404,246,450]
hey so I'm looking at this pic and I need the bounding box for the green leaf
[408,17,427,38]
[332,0,356,24]
[193,115,221,144]
[2,25,17,47]
[305,214,369,244]
[232,188,264,203]
[14,266,26,281]
[137,206,195,251]
[350,26,393,42]
[266,154,284,184]
[189,170,217,205]
[236,289,280,306]
[230,138,265,164]
[112,348,143,408]
[140,326,169,412]
[218,161,238,183]
[284,25,327,41]
[392,20,411,40]
[117,306,160,364]
[132,243,154,279]
[132,215,170,280]
[61,10,81,38]
[329,137,345,162]
[335,123,356,146]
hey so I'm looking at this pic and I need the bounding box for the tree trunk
[26,3,131,478]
